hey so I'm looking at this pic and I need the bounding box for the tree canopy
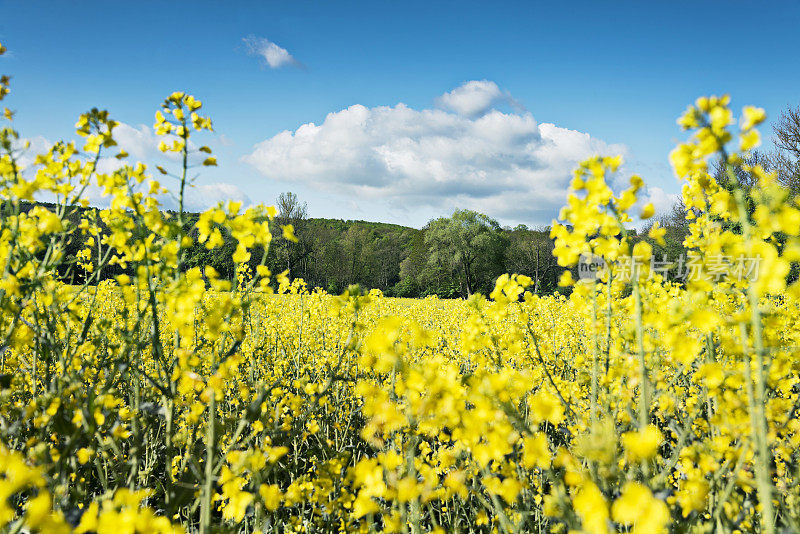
[423,209,508,297]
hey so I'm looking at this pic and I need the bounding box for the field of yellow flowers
[2,41,800,533]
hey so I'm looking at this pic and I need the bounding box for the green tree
[423,209,507,297]
[274,191,312,279]
[773,104,800,196]
[505,224,560,294]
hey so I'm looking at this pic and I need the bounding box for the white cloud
[243,36,300,69]
[111,123,159,161]
[641,186,679,219]
[177,183,251,212]
[107,125,251,211]
[217,134,234,147]
[436,80,520,117]
[242,81,629,226]
[14,135,52,171]
[94,122,187,174]
[18,125,248,213]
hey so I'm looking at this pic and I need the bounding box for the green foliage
[423,209,508,297]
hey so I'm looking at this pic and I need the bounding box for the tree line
[268,102,800,297]
[274,193,566,298]
[17,103,800,298]
[15,192,568,298]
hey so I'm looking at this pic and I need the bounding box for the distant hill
[7,201,684,298]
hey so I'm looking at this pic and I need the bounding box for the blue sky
[1,0,799,227]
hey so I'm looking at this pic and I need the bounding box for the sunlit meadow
[2,40,800,534]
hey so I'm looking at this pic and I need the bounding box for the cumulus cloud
[14,135,52,171]
[243,36,301,69]
[17,125,249,213]
[94,122,189,174]
[641,186,679,219]
[243,81,630,226]
[177,183,251,212]
[111,123,162,161]
[436,80,520,117]
[107,125,250,211]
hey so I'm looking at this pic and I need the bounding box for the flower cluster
[2,39,800,534]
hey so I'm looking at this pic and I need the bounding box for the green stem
[632,262,649,428]
[590,285,600,422]
[200,357,217,534]
[729,168,774,534]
